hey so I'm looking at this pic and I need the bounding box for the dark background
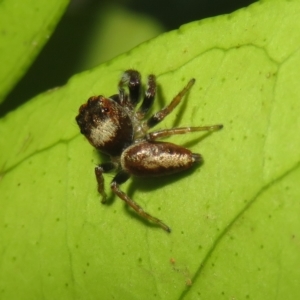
[1,0,256,116]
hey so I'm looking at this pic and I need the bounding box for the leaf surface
[0,0,69,101]
[1,0,300,299]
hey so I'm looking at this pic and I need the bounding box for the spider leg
[108,94,121,104]
[147,124,223,140]
[111,171,171,232]
[95,162,118,203]
[119,69,141,106]
[146,78,195,129]
[136,74,156,120]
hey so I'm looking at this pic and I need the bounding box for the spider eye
[102,107,109,113]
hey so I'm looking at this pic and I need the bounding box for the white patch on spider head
[89,118,119,148]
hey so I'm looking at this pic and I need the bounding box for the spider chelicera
[76,69,222,232]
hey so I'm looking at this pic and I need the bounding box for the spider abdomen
[121,141,202,177]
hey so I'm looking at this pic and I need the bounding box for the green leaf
[1,0,300,299]
[0,0,69,102]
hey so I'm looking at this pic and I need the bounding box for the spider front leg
[111,171,171,232]
[95,162,118,203]
[136,74,156,120]
[119,69,141,106]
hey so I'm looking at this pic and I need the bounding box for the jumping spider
[76,70,222,232]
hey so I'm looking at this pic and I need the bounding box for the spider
[76,70,222,232]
